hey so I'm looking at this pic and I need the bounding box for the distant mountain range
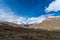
[0,17,60,31]
[29,17,60,31]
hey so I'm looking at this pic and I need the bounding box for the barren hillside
[0,17,60,40]
[29,17,60,31]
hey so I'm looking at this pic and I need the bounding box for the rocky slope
[0,17,60,40]
[29,17,60,31]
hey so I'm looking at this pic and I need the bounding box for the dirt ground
[0,25,60,40]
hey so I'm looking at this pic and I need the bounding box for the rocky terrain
[29,17,60,30]
[0,17,60,40]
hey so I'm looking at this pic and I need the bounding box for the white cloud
[0,1,48,25]
[45,0,60,12]
[0,7,47,24]
[27,15,47,24]
[0,7,26,24]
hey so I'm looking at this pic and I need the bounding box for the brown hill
[0,17,60,40]
[29,17,60,31]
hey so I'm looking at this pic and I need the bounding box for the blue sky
[0,0,60,24]
[3,0,53,17]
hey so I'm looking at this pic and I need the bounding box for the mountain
[29,17,60,31]
[0,17,60,40]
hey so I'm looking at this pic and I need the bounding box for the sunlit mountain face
[0,0,60,24]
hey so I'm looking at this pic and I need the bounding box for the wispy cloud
[0,7,47,24]
[0,0,49,24]
[45,0,60,12]
[0,7,26,24]
[27,15,47,24]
